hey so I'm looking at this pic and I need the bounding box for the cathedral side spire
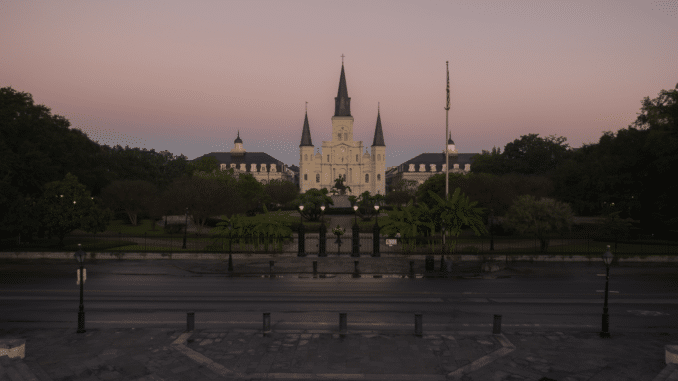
[334,59,351,117]
[299,107,313,147]
[371,104,385,146]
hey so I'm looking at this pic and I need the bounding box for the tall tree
[39,173,101,245]
[164,176,246,235]
[503,195,574,252]
[263,179,299,208]
[100,180,158,226]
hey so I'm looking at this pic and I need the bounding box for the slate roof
[372,109,385,147]
[299,112,313,147]
[397,153,478,172]
[194,152,292,173]
[334,64,351,117]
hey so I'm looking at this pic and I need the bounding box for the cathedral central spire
[334,60,351,117]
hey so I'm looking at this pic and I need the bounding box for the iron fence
[2,230,677,256]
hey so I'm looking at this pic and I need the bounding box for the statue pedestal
[330,195,352,208]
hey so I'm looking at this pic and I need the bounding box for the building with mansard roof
[194,131,294,184]
[299,61,386,195]
[387,134,477,192]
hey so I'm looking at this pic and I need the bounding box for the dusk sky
[3,0,677,169]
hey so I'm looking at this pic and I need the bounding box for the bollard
[493,314,502,334]
[187,312,195,332]
[425,255,434,272]
[228,254,233,272]
[354,261,360,274]
[269,260,274,273]
[313,261,318,274]
[263,312,271,333]
[339,313,347,334]
[440,255,446,274]
[415,314,423,336]
[409,261,415,277]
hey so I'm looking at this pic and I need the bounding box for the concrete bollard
[263,312,271,333]
[354,261,360,274]
[415,314,423,337]
[339,313,347,334]
[187,312,195,332]
[409,261,415,277]
[493,314,502,334]
[313,261,318,274]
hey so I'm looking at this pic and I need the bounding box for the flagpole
[444,61,451,254]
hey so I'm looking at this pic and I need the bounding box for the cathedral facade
[299,62,386,196]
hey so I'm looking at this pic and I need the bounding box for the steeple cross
[341,54,345,64]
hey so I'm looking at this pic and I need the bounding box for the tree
[164,176,247,235]
[597,211,632,251]
[295,188,334,222]
[633,83,678,229]
[263,179,298,208]
[385,190,414,208]
[187,156,220,176]
[100,180,158,226]
[39,173,100,245]
[470,147,507,175]
[503,195,574,252]
[501,134,571,175]
[80,197,114,237]
[0,87,109,236]
[235,173,272,215]
[428,188,487,241]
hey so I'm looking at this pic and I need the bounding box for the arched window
[377,174,381,181]
[356,154,359,162]
[327,155,330,162]
[316,174,320,183]
[378,154,381,161]
[338,134,342,141]
[365,174,369,183]
[304,154,308,161]
[304,174,308,181]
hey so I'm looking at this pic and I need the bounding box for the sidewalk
[1,327,677,380]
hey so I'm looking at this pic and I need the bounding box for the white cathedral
[299,62,386,196]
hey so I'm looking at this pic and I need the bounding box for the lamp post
[353,205,358,226]
[182,207,188,249]
[319,204,326,257]
[600,245,613,338]
[74,244,86,333]
[373,201,381,257]
[298,205,305,257]
[441,220,446,254]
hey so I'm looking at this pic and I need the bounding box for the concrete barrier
[666,344,678,364]
[0,339,25,359]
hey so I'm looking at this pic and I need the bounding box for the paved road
[1,260,677,334]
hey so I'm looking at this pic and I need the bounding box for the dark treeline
[0,87,299,241]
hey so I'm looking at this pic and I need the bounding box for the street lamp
[320,204,326,224]
[441,219,446,254]
[374,203,380,225]
[353,205,358,226]
[600,245,614,338]
[299,205,304,225]
[74,244,86,333]
[182,208,188,249]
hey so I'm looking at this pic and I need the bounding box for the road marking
[595,290,619,293]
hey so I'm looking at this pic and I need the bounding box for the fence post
[144,232,147,252]
[298,224,305,257]
[313,260,317,275]
[352,224,360,257]
[269,261,274,276]
[415,313,423,337]
[187,312,195,332]
[319,224,326,257]
[263,312,270,333]
[372,223,380,257]
[493,314,502,334]
[339,313,347,334]
[409,261,415,277]
[228,254,233,272]
[354,261,359,275]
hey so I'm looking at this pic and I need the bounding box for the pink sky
[2,0,677,168]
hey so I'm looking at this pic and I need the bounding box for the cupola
[231,130,246,156]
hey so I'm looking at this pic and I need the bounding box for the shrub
[164,223,185,234]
